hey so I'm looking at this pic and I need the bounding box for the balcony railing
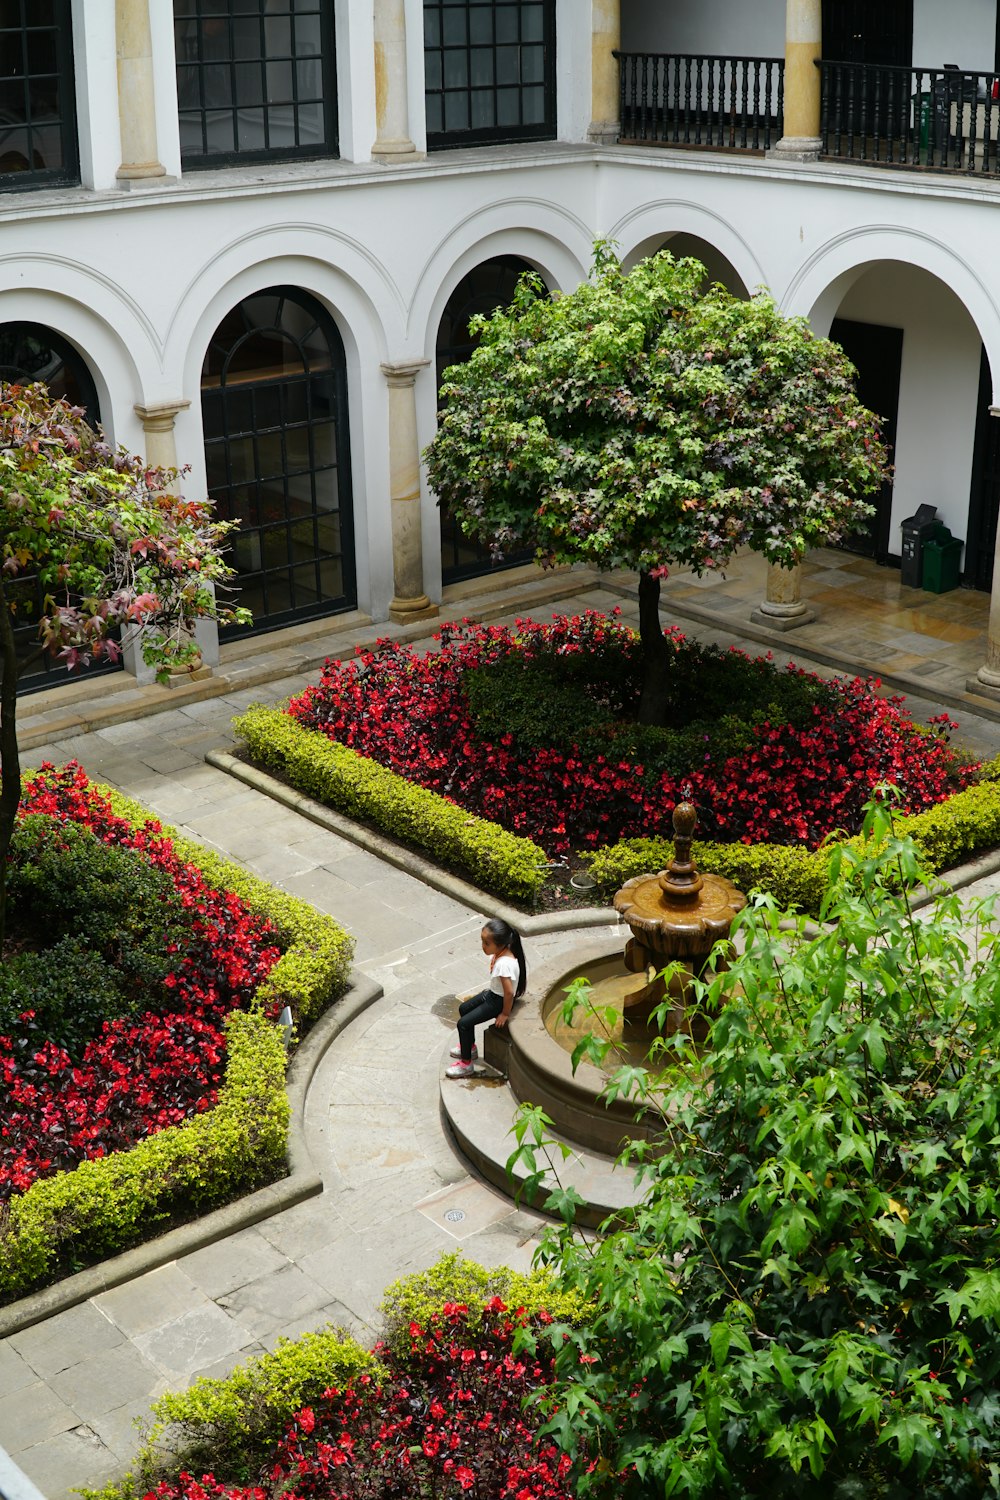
[615,51,784,152]
[819,61,1000,174]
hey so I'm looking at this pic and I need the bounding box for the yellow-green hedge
[590,759,1000,916]
[0,784,355,1303]
[234,706,548,904]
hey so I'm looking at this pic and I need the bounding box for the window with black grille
[424,0,555,149]
[0,0,79,192]
[174,0,337,168]
[201,287,356,633]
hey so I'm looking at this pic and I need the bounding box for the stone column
[128,398,216,683]
[750,560,815,632]
[772,0,822,160]
[373,0,417,158]
[134,398,191,472]
[971,409,1000,698]
[116,0,166,182]
[589,0,621,143]
[382,360,437,624]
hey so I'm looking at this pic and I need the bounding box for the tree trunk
[637,569,672,727]
[0,571,21,955]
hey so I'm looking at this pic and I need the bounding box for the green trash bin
[921,525,963,594]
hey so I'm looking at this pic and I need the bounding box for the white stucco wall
[835,264,983,555]
[620,0,786,59]
[913,0,996,71]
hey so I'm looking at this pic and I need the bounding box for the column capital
[380,359,431,388]
[134,399,191,432]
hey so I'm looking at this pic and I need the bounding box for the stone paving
[2,571,1000,1497]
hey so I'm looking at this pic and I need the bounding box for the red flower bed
[146,1298,571,1499]
[0,764,281,1200]
[287,613,968,856]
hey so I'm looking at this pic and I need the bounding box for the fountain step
[439,1058,647,1230]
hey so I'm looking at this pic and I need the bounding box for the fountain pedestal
[613,798,746,1037]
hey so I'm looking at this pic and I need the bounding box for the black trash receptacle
[900,504,939,588]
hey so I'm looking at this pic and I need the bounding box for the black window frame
[424,0,556,151]
[201,285,357,636]
[174,0,339,170]
[0,0,80,195]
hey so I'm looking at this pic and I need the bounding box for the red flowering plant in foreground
[146,1298,571,1500]
[0,763,281,1200]
[287,612,970,856]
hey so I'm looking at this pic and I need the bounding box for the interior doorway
[823,1,913,68]
[829,316,904,561]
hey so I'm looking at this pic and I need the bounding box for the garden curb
[0,972,384,1338]
[206,750,623,938]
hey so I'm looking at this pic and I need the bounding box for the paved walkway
[2,568,1000,1497]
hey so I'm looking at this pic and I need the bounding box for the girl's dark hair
[483,917,527,999]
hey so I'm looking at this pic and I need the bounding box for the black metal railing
[615,51,784,152]
[820,61,1000,173]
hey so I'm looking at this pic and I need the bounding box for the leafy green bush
[0,938,129,1055]
[233,705,547,903]
[516,811,1000,1497]
[82,1328,382,1499]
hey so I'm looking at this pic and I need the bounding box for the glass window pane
[425,50,442,90]
[470,89,494,128]
[425,93,443,133]
[444,92,470,131]
[469,8,493,44]
[443,50,468,88]
[267,60,293,100]
[470,48,493,86]
[264,16,291,53]
[424,10,440,46]
[202,108,235,151]
[496,46,519,86]
[522,5,545,43]
[495,6,518,43]
[496,89,520,126]
[522,45,544,85]
[442,9,466,45]
[522,84,545,124]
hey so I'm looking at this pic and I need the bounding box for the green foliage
[233,704,547,903]
[425,246,886,576]
[0,1009,289,1300]
[520,809,1000,1497]
[0,784,355,1303]
[378,1251,587,1360]
[3,815,186,1048]
[82,1329,382,1498]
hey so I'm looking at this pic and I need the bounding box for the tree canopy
[425,247,888,721]
[0,381,247,947]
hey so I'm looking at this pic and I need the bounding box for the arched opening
[436,254,538,584]
[200,286,356,634]
[820,261,982,576]
[0,322,113,694]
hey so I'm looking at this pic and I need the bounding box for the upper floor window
[0,0,79,193]
[424,0,555,149]
[174,0,338,168]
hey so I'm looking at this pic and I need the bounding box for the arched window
[0,322,111,693]
[201,286,356,633]
[0,0,79,192]
[435,255,537,583]
[424,0,555,149]
[174,0,338,167]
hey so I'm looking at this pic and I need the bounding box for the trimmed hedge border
[233,705,548,905]
[0,783,355,1307]
[589,757,1000,916]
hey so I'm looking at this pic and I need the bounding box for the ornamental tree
[0,382,248,950]
[425,245,888,724]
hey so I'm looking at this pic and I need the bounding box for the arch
[781,225,1000,405]
[610,200,769,296]
[199,284,356,634]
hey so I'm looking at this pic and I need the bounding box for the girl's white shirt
[488,953,520,995]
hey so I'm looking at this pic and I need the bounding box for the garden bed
[0,764,353,1303]
[234,611,996,916]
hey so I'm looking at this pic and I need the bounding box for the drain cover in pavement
[416,1180,511,1239]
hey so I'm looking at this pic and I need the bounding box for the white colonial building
[4,0,1000,694]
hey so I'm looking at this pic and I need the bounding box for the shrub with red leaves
[287,613,969,856]
[145,1299,570,1500]
[0,763,281,1200]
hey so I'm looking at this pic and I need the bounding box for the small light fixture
[278,1006,294,1049]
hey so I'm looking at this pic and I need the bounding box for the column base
[968,667,1000,700]
[117,162,167,182]
[389,595,438,625]
[372,139,419,160]
[769,136,822,162]
[588,120,620,144]
[750,605,815,633]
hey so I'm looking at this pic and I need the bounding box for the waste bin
[900,504,939,588]
[922,524,963,594]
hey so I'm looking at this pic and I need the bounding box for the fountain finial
[659,786,703,899]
